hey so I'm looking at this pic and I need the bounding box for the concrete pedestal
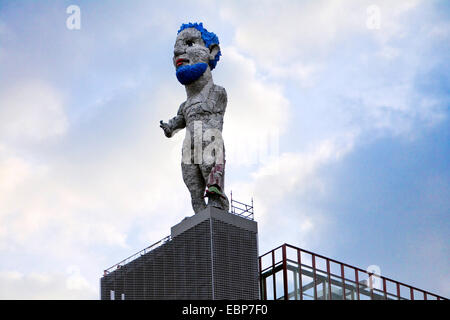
[100,206,259,300]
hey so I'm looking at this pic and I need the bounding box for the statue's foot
[206,196,230,212]
[205,185,226,199]
[205,186,230,212]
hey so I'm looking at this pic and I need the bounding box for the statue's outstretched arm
[160,103,186,138]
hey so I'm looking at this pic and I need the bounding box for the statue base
[100,206,259,300]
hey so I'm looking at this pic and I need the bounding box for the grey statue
[160,22,229,214]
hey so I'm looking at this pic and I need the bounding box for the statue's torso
[182,84,226,133]
[180,84,227,159]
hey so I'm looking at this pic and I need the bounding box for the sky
[0,0,448,299]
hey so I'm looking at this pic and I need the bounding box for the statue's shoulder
[208,84,227,114]
[210,84,227,103]
[212,84,226,96]
[177,101,186,114]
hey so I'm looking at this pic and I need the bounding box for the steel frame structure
[259,243,447,300]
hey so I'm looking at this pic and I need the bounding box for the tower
[100,206,259,300]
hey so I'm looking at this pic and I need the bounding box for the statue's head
[174,22,221,85]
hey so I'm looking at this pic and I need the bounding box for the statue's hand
[159,120,172,138]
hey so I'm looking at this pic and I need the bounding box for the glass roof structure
[259,243,447,300]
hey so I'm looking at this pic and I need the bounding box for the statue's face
[173,28,210,70]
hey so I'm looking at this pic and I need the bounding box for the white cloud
[0,80,68,142]
[0,151,32,196]
[259,136,353,201]
[219,0,367,85]
[0,78,196,292]
[218,46,290,167]
[220,0,424,62]
[218,0,447,144]
[229,134,355,251]
[0,269,97,299]
[0,142,130,251]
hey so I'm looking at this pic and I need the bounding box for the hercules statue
[160,22,229,214]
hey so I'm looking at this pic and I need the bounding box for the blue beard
[176,62,208,85]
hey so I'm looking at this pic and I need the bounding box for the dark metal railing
[103,235,171,276]
[259,243,448,301]
[230,191,254,220]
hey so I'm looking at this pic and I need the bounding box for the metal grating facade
[212,218,259,299]
[100,207,259,300]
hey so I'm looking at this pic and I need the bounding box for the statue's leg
[200,163,229,212]
[181,163,207,214]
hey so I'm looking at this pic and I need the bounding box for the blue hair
[178,22,221,70]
